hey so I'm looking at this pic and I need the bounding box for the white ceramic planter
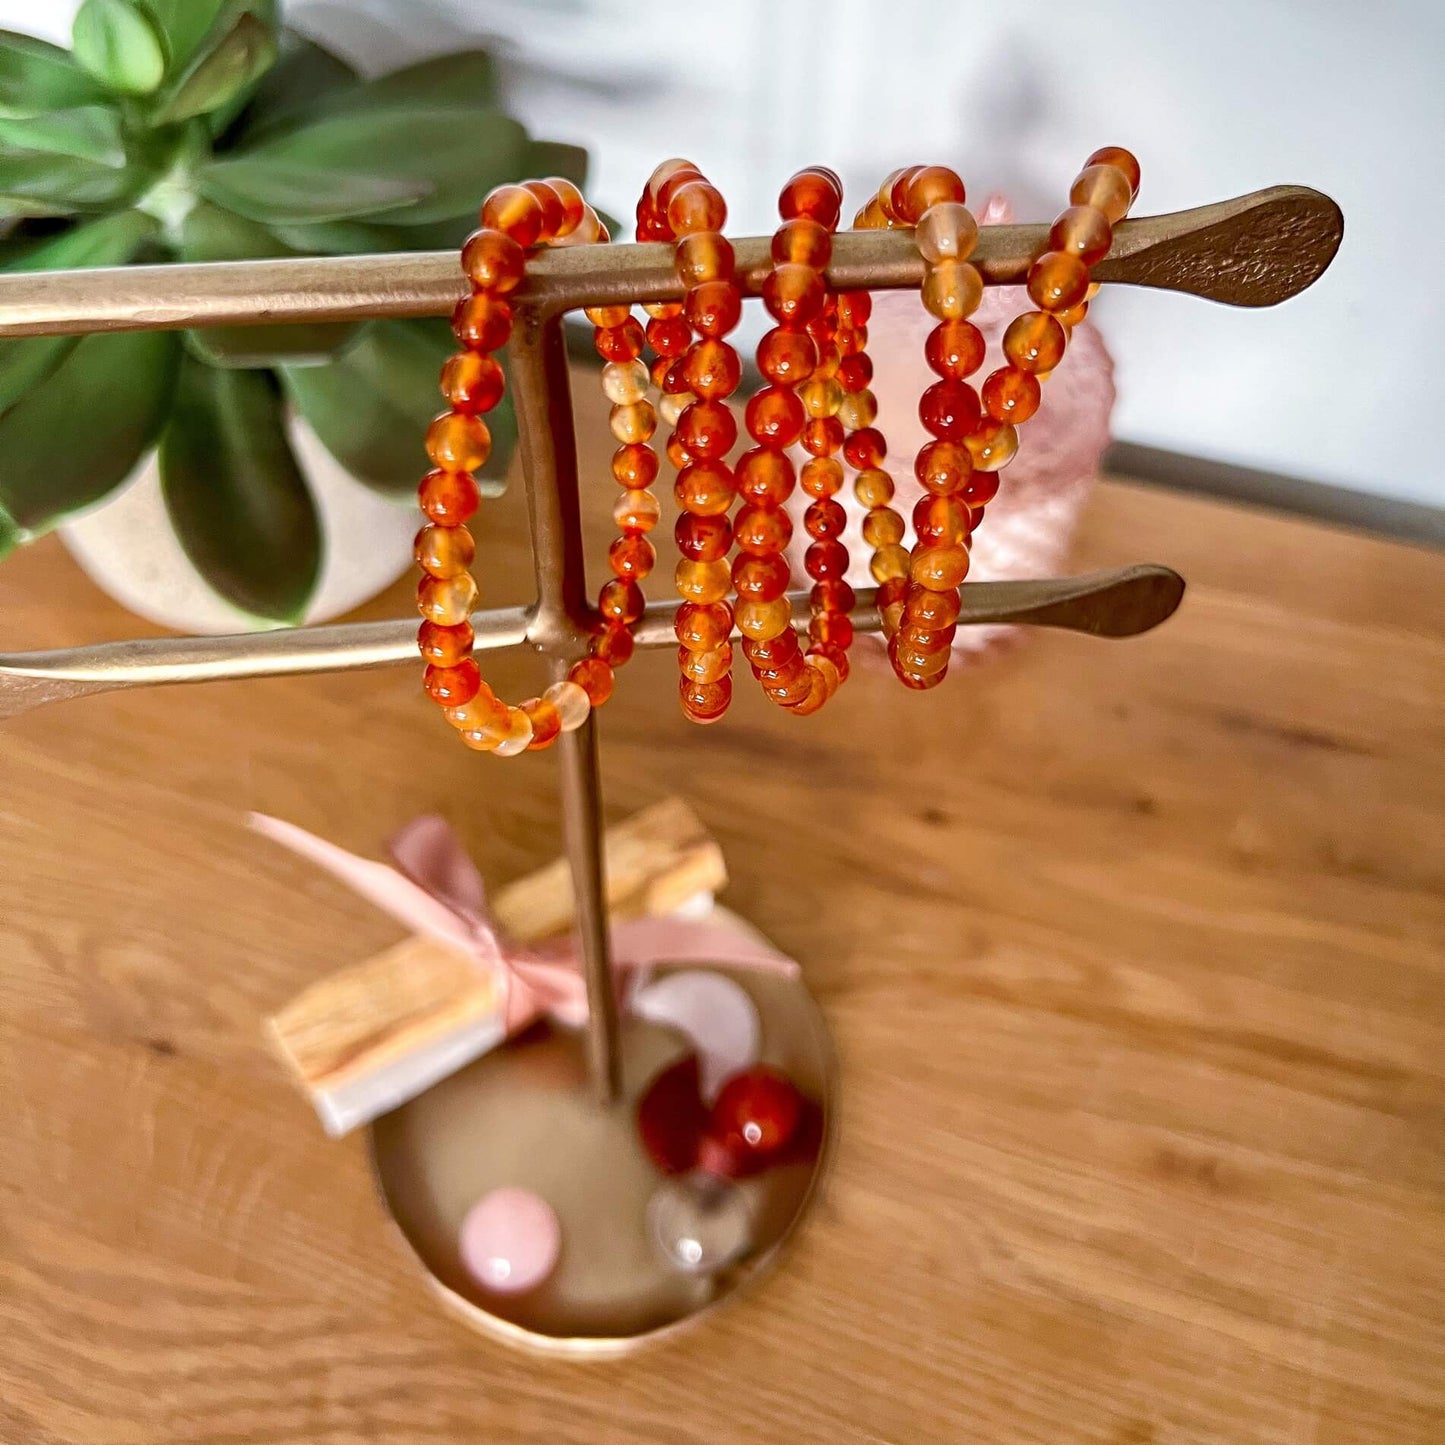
[60,411,417,634]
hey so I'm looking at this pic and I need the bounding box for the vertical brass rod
[508,307,595,650]
[508,309,619,1107]
[556,713,621,1106]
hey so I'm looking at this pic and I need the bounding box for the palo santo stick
[267,797,726,1135]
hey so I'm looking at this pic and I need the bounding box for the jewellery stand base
[369,964,834,1357]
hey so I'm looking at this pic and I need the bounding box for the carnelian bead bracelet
[419,177,622,755]
[420,151,1137,750]
[638,160,746,725]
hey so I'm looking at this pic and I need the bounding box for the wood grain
[0,452,1441,1442]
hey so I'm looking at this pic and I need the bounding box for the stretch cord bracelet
[417,178,629,755]
[852,165,983,689]
[738,166,851,714]
[638,160,748,725]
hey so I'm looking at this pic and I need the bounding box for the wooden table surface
[1,459,1442,1444]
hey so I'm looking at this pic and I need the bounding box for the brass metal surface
[0,188,1342,339]
[369,965,834,1355]
[0,566,1184,719]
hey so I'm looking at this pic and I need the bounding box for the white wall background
[6,0,1441,506]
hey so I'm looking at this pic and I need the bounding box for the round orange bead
[683,339,741,399]
[522,696,562,750]
[915,439,974,496]
[674,461,736,516]
[684,280,742,338]
[425,412,491,472]
[756,327,816,386]
[903,165,965,222]
[568,657,616,705]
[675,512,732,562]
[414,523,475,578]
[451,293,512,352]
[801,456,844,498]
[1027,250,1089,313]
[842,425,886,469]
[803,416,845,457]
[778,169,842,229]
[676,231,735,286]
[481,184,545,248]
[680,675,732,722]
[418,469,479,525]
[981,365,1042,424]
[735,447,795,505]
[921,260,983,321]
[732,553,790,601]
[919,380,981,441]
[745,386,806,447]
[595,319,646,361]
[911,544,970,591]
[854,467,893,507]
[1002,310,1067,373]
[1069,164,1132,223]
[522,180,565,240]
[545,176,586,236]
[440,351,505,414]
[666,182,726,235]
[676,399,737,459]
[593,622,635,667]
[418,620,474,667]
[762,263,826,325]
[679,643,732,683]
[598,578,644,624]
[966,420,1019,472]
[611,442,658,489]
[912,494,971,547]
[1085,145,1141,197]
[771,217,832,269]
[1049,204,1113,266]
[608,534,655,579]
[425,658,482,705]
[733,504,793,555]
[924,320,985,380]
[675,601,733,651]
[461,230,526,293]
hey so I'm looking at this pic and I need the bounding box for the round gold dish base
[369,965,834,1357]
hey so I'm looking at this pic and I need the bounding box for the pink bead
[458,1188,561,1295]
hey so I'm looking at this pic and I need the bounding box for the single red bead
[423,658,481,705]
[708,1066,803,1163]
[595,319,646,361]
[919,380,982,441]
[684,280,742,338]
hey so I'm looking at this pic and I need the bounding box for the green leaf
[178,202,356,365]
[0,208,157,271]
[196,151,426,224]
[159,355,320,622]
[0,212,159,409]
[268,211,477,256]
[0,148,143,218]
[222,28,354,144]
[145,0,227,70]
[282,318,513,500]
[0,28,108,118]
[212,103,529,226]
[0,328,179,532]
[150,11,275,125]
[0,104,125,165]
[72,0,169,97]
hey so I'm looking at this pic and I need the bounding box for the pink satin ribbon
[248,813,798,1033]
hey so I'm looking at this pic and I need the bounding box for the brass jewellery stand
[0,184,1343,1352]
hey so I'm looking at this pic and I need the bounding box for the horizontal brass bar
[0,566,1183,720]
[0,187,1341,338]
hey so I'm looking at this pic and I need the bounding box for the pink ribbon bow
[248,812,797,1033]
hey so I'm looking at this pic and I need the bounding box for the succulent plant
[0,1,587,621]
